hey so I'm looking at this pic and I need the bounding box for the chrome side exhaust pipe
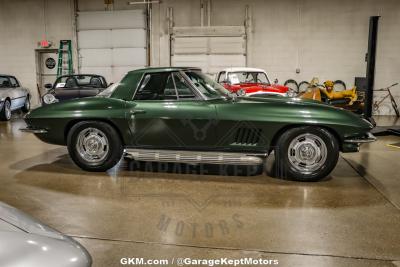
[124,149,266,165]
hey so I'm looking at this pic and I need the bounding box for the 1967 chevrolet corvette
[21,67,376,181]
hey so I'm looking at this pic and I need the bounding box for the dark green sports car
[22,67,376,181]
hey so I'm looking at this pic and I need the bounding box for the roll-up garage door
[171,26,246,76]
[77,10,147,83]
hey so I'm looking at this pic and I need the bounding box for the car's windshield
[55,75,106,89]
[97,83,119,98]
[228,72,270,85]
[184,71,231,99]
[0,76,10,88]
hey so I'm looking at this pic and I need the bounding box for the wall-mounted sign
[45,58,56,69]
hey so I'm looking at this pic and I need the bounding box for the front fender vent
[233,128,262,146]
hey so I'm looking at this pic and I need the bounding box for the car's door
[79,87,101,98]
[79,77,104,98]
[54,77,80,101]
[126,71,218,149]
[8,76,25,109]
[0,77,14,108]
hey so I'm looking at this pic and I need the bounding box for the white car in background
[0,201,92,267]
[0,75,31,121]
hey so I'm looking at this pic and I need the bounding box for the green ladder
[57,40,73,77]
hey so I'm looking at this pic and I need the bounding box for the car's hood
[228,83,289,94]
[0,202,92,266]
[0,202,65,240]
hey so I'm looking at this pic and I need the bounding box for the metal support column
[365,16,380,118]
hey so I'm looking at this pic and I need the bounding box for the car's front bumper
[342,132,377,152]
[344,132,377,143]
[0,100,4,111]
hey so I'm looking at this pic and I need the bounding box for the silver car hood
[0,202,91,267]
[0,202,64,239]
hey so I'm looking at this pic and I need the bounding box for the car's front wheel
[0,100,11,121]
[67,121,123,171]
[273,126,339,182]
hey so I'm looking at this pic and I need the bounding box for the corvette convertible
[22,67,376,181]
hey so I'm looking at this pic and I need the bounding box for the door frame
[35,48,58,101]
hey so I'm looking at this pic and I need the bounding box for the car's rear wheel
[0,100,11,121]
[272,126,339,181]
[21,95,30,113]
[67,121,123,171]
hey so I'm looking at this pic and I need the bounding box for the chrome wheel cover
[287,133,327,174]
[76,128,109,163]
[5,101,11,120]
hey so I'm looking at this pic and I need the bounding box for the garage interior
[1,0,400,266]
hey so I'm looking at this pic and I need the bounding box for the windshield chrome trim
[178,70,207,100]
[180,70,228,101]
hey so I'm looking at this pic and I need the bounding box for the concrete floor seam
[341,156,400,211]
[71,235,399,263]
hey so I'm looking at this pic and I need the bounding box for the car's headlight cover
[43,94,58,104]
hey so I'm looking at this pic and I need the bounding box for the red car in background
[215,67,292,97]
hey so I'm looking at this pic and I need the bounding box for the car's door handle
[130,109,146,115]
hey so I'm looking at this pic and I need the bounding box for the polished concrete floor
[0,117,399,267]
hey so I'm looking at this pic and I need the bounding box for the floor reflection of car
[216,67,292,97]
[0,75,30,121]
[42,74,107,104]
[23,67,376,182]
[0,201,92,267]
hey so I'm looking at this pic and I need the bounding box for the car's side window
[9,77,19,87]
[134,72,177,101]
[64,77,78,88]
[164,74,178,100]
[217,71,226,83]
[172,72,196,99]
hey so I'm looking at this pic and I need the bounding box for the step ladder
[57,40,73,77]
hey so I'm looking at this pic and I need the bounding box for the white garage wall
[0,0,74,105]
[77,10,147,82]
[152,0,400,115]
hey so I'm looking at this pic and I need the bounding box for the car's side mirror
[44,83,53,89]
[274,78,279,84]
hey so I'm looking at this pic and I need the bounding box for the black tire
[67,121,123,172]
[284,79,299,94]
[0,100,11,121]
[298,81,310,93]
[21,95,30,113]
[272,126,339,182]
[333,80,346,91]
